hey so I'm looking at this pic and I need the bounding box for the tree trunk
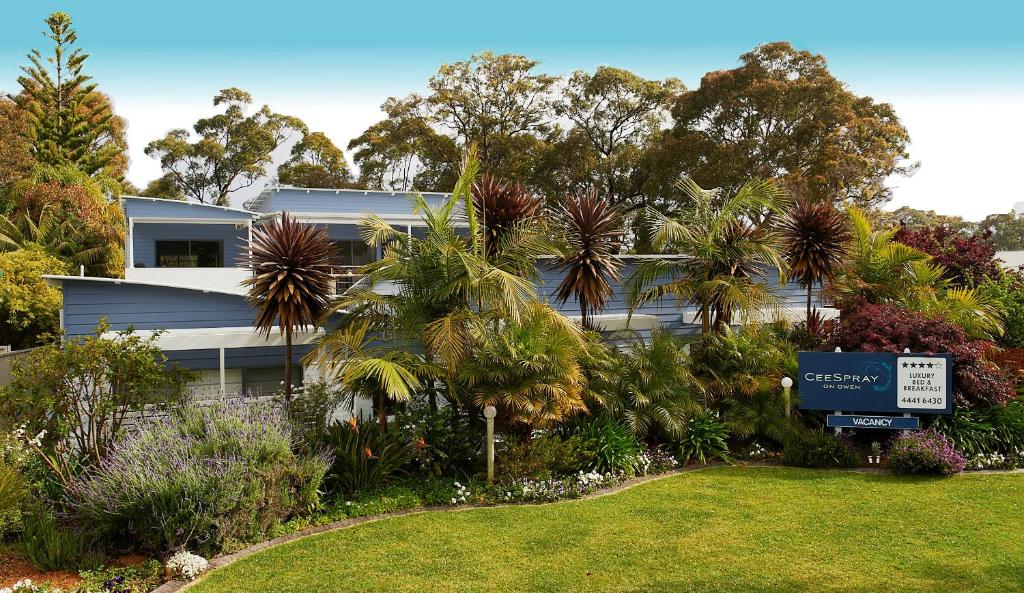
[284,329,293,403]
[806,285,813,325]
[377,393,388,433]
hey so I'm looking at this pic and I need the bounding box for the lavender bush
[71,399,330,555]
[888,429,966,476]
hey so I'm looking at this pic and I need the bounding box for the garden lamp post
[484,405,497,484]
[781,376,793,418]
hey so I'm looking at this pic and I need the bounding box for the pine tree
[14,12,123,178]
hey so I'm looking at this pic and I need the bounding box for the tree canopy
[13,12,127,181]
[660,42,914,209]
[276,131,354,189]
[145,88,307,205]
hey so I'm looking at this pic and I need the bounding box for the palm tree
[460,303,597,430]
[827,208,929,308]
[553,189,623,330]
[243,213,334,403]
[319,148,551,411]
[778,199,851,324]
[316,320,427,432]
[471,174,543,259]
[595,329,700,439]
[628,177,789,333]
[0,204,102,267]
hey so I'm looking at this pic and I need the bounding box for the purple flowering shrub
[71,399,330,555]
[888,429,966,476]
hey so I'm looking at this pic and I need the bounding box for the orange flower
[363,447,375,459]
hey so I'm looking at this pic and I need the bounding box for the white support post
[127,217,135,269]
[219,347,226,394]
[834,410,843,436]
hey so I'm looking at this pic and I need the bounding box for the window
[331,240,374,267]
[156,240,223,268]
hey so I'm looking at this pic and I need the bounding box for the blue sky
[1,1,1022,218]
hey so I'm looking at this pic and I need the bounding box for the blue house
[45,186,830,399]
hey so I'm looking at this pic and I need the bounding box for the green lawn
[188,467,1024,593]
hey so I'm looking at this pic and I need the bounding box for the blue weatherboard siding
[61,280,255,337]
[538,259,812,338]
[123,197,255,221]
[166,345,314,370]
[251,188,454,216]
[131,223,249,268]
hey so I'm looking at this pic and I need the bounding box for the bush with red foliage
[892,224,1000,287]
[824,302,1014,408]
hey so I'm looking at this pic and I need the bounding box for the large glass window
[331,240,374,267]
[155,240,223,267]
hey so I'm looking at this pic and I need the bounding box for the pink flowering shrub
[888,429,966,476]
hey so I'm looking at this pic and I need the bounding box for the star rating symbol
[902,362,909,368]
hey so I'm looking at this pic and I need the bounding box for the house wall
[254,188,452,216]
[131,223,249,268]
[61,280,256,337]
[538,259,815,339]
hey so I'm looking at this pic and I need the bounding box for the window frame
[155,239,225,268]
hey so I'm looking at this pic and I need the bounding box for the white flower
[166,550,209,581]
[450,497,457,504]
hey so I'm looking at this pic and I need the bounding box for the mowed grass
[188,467,1024,593]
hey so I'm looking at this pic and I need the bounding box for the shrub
[931,399,1024,457]
[1,322,193,486]
[499,432,588,481]
[977,271,1024,349]
[20,508,102,571]
[397,404,483,479]
[677,412,729,464]
[782,430,858,469]
[892,224,1000,288]
[0,249,67,349]
[825,302,1014,407]
[689,325,797,405]
[321,417,413,496]
[71,400,329,555]
[889,429,966,475]
[569,416,642,475]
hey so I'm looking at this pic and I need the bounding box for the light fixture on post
[781,376,793,418]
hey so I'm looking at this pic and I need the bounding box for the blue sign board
[798,351,952,414]
[827,414,921,430]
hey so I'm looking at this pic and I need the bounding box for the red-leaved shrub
[824,302,1014,408]
[893,224,1001,287]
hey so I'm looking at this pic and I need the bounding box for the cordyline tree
[14,12,128,180]
[146,88,306,205]
[779,199,851,324]
[554,189,624,329]
[471,173,543,258]
[243,214,334,402]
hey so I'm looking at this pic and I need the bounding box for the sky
[1,0,1021,219]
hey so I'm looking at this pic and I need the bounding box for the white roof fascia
[100,326,324,351]
[120,196,259,218]
[42,275,247,297]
